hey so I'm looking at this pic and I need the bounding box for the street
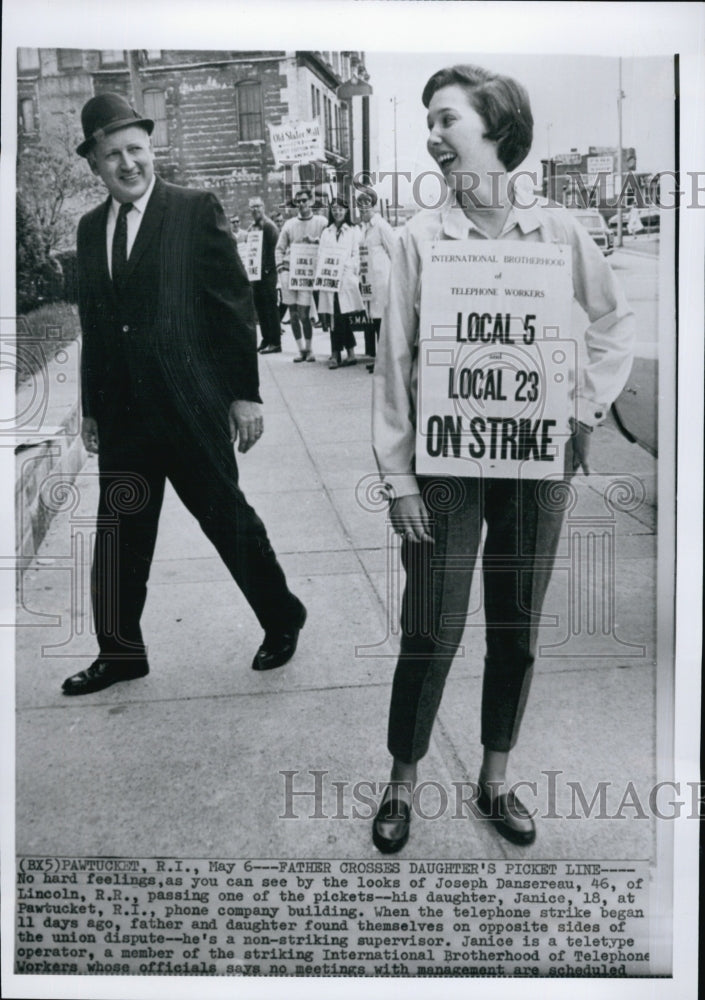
[610,239,660,360]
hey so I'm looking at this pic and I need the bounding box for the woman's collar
[440,192,542,239]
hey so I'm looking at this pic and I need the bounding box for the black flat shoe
[476,786,536,846]
[62,658,149,696]
[372,789,411,854]
[252,602,307,671]
[260,344,282,354]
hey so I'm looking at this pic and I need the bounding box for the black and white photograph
[2,2,702,997]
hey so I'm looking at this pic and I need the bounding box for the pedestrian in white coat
[317,199,364,369]
[356,187,396,371]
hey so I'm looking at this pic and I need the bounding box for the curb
[15,401,86,574]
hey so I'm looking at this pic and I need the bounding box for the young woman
[371,64,635,852]
[317,198,364,369]
[355,187,396,372]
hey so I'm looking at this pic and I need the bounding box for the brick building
[17,47,372,226]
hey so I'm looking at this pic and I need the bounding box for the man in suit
[62,93,306,696]
[247,197,282,354]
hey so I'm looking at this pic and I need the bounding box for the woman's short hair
[422,64,533,171]
[355,186,378,207]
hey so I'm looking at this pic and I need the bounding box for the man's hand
[566,418,592,476]
[390,493,434,543]
[81,417,99,454]
[229,400,264,453]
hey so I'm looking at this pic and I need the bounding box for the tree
[16,194,63,313]
[17,111,103,254]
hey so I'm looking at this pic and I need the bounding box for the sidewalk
[16,334,660,861]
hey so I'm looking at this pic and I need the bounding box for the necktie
[112,202,133,285]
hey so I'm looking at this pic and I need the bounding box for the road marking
[615,247,660,260]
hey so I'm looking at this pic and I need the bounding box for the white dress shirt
[372,195,636,499]
[105,175,156,278]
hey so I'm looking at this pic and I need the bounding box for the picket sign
[288,244,319,291]
[243,229,263,282]
[313,246,346,293]
[415,239,575,479]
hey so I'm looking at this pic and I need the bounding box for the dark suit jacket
[78,177,260,441]
[248,216,279,281]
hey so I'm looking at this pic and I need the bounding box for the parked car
[568,209,614,256]
[608,207,660,234]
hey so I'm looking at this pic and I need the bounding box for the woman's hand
[566,418,592,476]
[390,493,434,543]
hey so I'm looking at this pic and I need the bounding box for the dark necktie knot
[112,202,133,285]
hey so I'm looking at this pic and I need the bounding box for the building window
[144,89,168,148]
[324,96,333,152]
[100,50,125,66]
[20,98,36,134]
[57,49,83,70]
[311,85,321,121]
[236,81,263,141]
[17,48,40,72]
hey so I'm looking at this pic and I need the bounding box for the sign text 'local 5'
[416,240,576,479]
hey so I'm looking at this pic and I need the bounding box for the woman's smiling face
[426,84,505,192]
[331,203,346,224]
[357,199,373,222]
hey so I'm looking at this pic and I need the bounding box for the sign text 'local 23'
[416,240,575,479]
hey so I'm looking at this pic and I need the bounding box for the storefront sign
[587,155,614,175]
[268,119,324,167]
[416,240,575,479]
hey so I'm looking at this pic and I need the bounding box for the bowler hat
[76,92,154,157]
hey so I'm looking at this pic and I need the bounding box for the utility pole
[391,96,399,227]
[616,57,625,248]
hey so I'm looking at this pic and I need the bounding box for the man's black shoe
[62,658,149,696]
[260,344,282,354]
[252,602,307,671]
[372,789,411,854]
[476,785,536,845]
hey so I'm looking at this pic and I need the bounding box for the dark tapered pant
[252,273,282,348]
[92,420,295,662]
[330,295,357,354]
[364,316,381,359]
[387,476,570,762]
